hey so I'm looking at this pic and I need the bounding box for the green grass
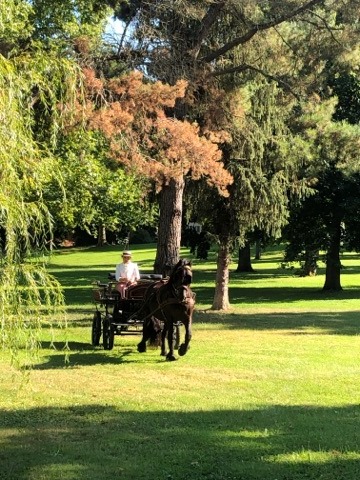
[0,244,360,479]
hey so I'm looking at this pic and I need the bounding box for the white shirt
[115,261,140,282]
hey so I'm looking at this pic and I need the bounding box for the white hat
[122,250,132,257]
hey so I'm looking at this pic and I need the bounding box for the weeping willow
[0,42,81,367]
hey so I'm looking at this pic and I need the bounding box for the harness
[128,281,195,324]
[156,284,195,322]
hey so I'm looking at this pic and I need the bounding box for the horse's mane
[168,259,192,287]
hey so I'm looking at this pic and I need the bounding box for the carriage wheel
[91,311,102,346]
[108,326,115,350]
[103,318,115,350]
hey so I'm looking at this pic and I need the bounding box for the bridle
[171,264,192,290]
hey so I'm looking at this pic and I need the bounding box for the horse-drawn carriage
[91,259,195,361]
[91,273,162,350]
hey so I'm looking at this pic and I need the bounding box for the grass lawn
[0,244,359,480]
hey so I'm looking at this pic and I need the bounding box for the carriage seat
[139,274,163,280]
[108,273,163,281]
[107,272,163,300]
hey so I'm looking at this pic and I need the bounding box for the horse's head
[169,259,193,288]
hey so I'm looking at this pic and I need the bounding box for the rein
[139,286,194,323]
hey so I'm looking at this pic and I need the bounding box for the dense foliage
[283,96,360,289]
[49,129,157,244]
[0,0,112,363]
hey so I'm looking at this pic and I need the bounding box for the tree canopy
[0,0,112,363]
[49,129,156,244]
[103,0,360,305]
[0,1,81,362]
[283,88,360,290]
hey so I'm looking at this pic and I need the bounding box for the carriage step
[113,322,142,329]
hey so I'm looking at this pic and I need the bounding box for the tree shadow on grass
[40,341,94,351]
[0,404,359,480]
[230,285,360,303]
[34,342,140,369]
[195,285,360,306]
[48,264,360,310]
[194,310,360,336]
[35,309,360,371]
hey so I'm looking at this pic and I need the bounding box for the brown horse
[137,259,195,361]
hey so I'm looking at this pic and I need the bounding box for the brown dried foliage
[81,69,232,194]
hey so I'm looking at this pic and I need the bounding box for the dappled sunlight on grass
[46,243,360,314]
[1,403,359,480]
[2,243,360,479]
[268,450,360,464]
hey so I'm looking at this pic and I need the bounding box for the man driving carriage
[114,250,140,299]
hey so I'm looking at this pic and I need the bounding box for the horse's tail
[145,316,162,348]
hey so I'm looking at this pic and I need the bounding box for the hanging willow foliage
[0,40,81,367]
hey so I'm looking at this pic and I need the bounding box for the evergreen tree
[283,102,360,290]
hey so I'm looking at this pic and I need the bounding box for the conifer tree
[283,96,360,291]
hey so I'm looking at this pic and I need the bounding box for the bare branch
[306,10,345,46]
[273,26,297,56]
[201,0,325,63]
[208,64,249,77]
[208,63,301,99]
[117,20,132,57]
[190,1,227,59]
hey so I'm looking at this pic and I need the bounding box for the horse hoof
[137,342,146,353]
[178,344,188,356]
[166,354,177,361]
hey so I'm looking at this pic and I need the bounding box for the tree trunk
[300,249,318,277]
[154,178,185,275]
[211,239,232,310]
[254,239,261,260]
[323,224,342,291]
[97,224,107,247]
[236,242,254,272]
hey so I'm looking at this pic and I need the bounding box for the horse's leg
[178,313,192,356]
[166,321,176,361]
[160,321,167,356]
[137,318,149,353]
[174,323,180,350]
[137,309,151,353]
[136,288,156,353]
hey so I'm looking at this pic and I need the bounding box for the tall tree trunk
[236,242,254,272]
[323,224,342,291]
[212,237,232,310]
[154,178,185,275]
[97,224,107,247]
